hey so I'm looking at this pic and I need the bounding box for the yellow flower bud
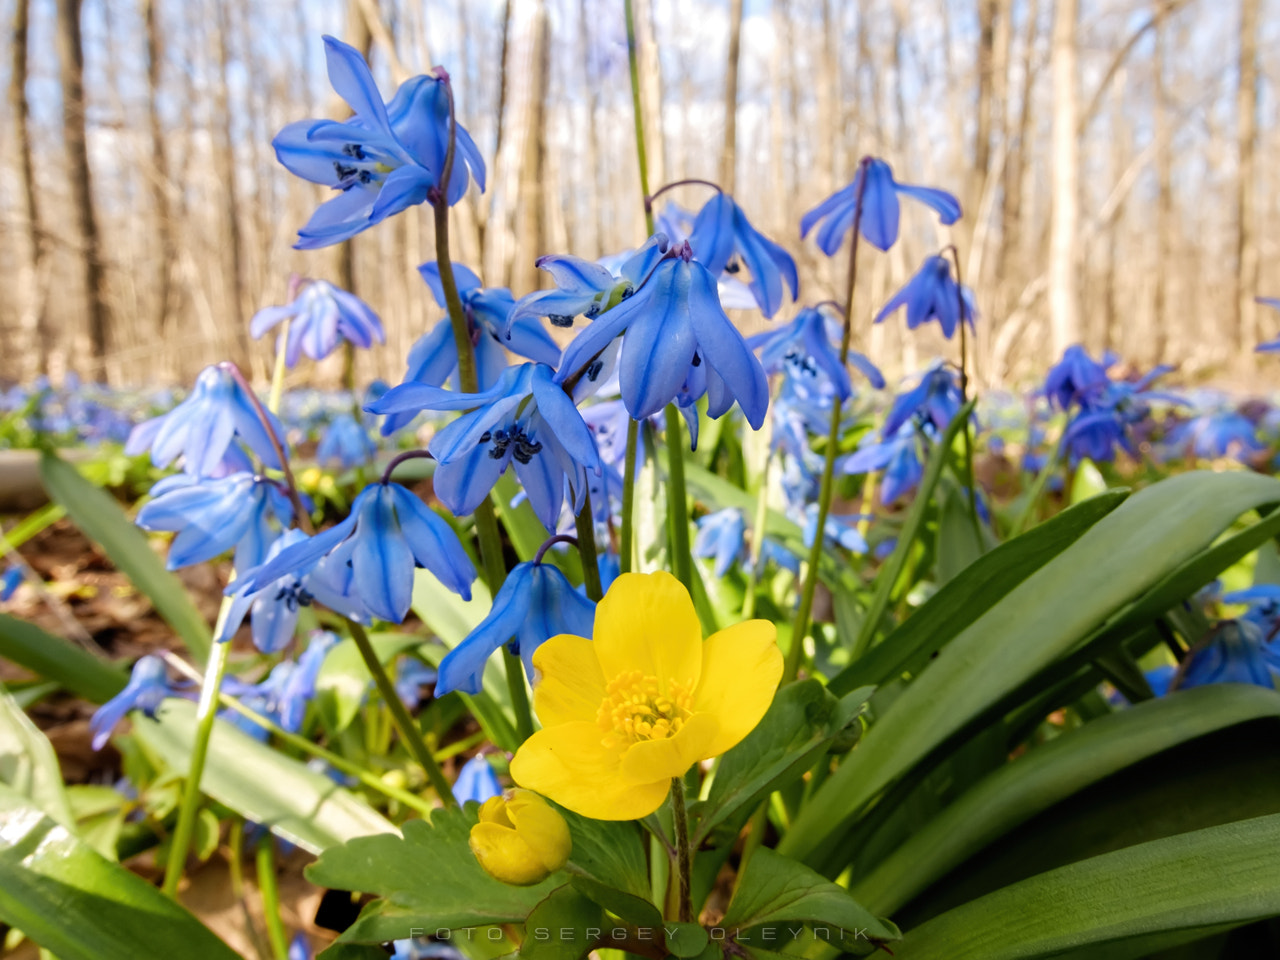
[468,789,571,886]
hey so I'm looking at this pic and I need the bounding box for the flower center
[597,670,693,747]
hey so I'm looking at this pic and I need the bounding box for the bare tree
[1235,0,1260,356]
[514,0,550,295]
[722,0,744,192]
[8,0,45,377]
[145,0,177,342]
[1152,2,1171,363]
[1048,0,1081,355]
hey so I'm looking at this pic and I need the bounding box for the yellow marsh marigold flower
[510,571,782,820]
[468,789,572,886]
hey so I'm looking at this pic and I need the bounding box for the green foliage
[315,632,422,733]
[0,613,128,703]
[0,683,73,827]
[559,809,662,927]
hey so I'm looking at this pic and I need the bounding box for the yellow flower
[468,789,572,886]
[510,571,782,821]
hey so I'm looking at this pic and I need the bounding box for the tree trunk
[54,0,109,376]
[209,0,250,366]
[1152,3,1171,363]
[514,0,550,295]
[1048,0,1081,355]
[8,0,46,378]
[145,0,177,342]
[721,0,744,193]
[974,0,997,201]
[1235,0,1260,357]
[998,0,1039,304]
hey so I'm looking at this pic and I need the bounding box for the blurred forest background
[0,0,1277,390]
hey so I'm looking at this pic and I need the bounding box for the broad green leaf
[935,481,985,585]
[134,699,395,854]
[830,492,1126,695]
[722,848,899,952]
[67,784,128,858]
[0,684,72,827]
[39,452,212,660]
[560,809,661,927]
[694,680,872,844]
[665,922,710,958]
[308,804,562,944]
[0,785,240,960]
[0,613,128,703]
[893,814,1280,959]
[316,633,423,732]
[519,884,605,960]
[855,684,1280,916]
[784,471,1280,865]
[1070,458,1107,503]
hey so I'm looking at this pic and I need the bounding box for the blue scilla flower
[369,363,602,532]
[436,559,595,696]
[136,472,294,570]
[280,631,341,732]
[391,940,464,960]
[454,754,503,805]
[222,661,298,740]
[125,366,285,477]
[800,158,962,254]
[317,413,378,469]
[751,538,802,577]
[748,305,883,401]
[842,424,925,505]
[508,234,670,330]
[1,566,22,602]
[883,362,964,437]
[802,504,868,554]
[1163,410,1263,462]
[1177,621,1275,690]
[396,657,439,709]
[273,38,484,249]
[874,256,976,340]
[235,483,476,625]
[1044,345,1116,411]
[1059,370,1177,465]
[1223,586,1280,638]
[289,934,312,960]
[250,279,384,367]
[555,242,769,428]
[90,656,176,751]
[687,192,798,318]
[693,508,747,578]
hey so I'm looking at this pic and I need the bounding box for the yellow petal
[476,795,513,827]
[469,821,552,886]
[594,572,702,692]
[531,634,607,727]
[692,619,782,758]
[510,720,671,820]
[506,789,572,871]
[619,712,719,783]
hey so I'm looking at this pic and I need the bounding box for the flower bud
[468,789,571,886]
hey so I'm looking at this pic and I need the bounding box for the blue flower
[250,280,384,367]
[278,631,341,732]
[234,483,476,625]
[435,559,595,696]
[1059,369,1178,465]
[688,192,798,317]
[454,754,503,805]
[1223,585,1280,639]
[1178,621,1275,690]
[125,366,285,477]
[874,256,976,340]
[555,243,769,428]
[1,566,22,602]
[883,362,964,436]
[369,363,602,532]
[751,538,801,577]
[289,934,312,960]
[136,472,294,570]
[748,306,883,400]
[1044,345,1116,411]
[1163,410,1263,462]
[391,940,464,960]
[396,657,439,708]
[800,158,961,254]
[222,661,299,740]
[841,424,925,505]
[802,505,868,554]
[693,508,747,577]
[273,37,484,248]
[90,656,175,751]
[317,414,378,469]
[508,235,669,330]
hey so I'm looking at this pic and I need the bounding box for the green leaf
[316,633,423,733]
[830,492,1125,695]
[784,470,1280,865]
[935,481,985,585]
[0,613,128,703]
[134,699,395,854]
[694,680,872,844]
[0,683,72,827]
[307,804,562,944]
[1070,458,1108,503]
[854,684,1280,916]
[665,922,709,958]
[0,785,240,960]
[893,814,1280,960]
[39,452,212,660]
[722,848,899,950]
[519,885,605,960]
[560,809,662,927]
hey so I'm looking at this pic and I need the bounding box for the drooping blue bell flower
[278,630,341,732]
[396,657,439,709]
[693,508,747,578]
[801,157,961,254]
[454,754,503,805]
[435,559,595,696]
[1162,410,1263,462]
[687,192,798,318]
[125,366,286,477]
[90,656,177,751]
[1059,367,1178,465]
[289,934,313,960]
[369,363,602,532]
[555,241,769,428]
[250,279,384,367]
[136,472,295,570]
[1223,585,1280,639]
[841,423,925,505]
[748,305,883,401]
[1177,620,1276,690]
[234,483,476,625]
[747,538,802,577]
[1044,345,1116,411]
[317,413,378,469]
[883,362,965,436]
[273,37,484,248]
[802,504,868,554]
[1,566,23,602]
[222,661,299,740]
[874,256,976,340]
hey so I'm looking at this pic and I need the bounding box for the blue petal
[535,254,616,294]
[894,182,963,225]
[859,159,900,252]
[684,261,768,428]
[369,164,434,224]
[389,484,476,599]
[688,193,735,278]
[419,261,482,306]
[435,565,533,696]
[618,234,672,288]
[800,183,853,240]
[618,263,697,421]
[322,36,395,138]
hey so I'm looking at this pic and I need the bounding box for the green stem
[1011,445,1061,536]
[475,498,534,742]
[948,247,982,544]
[669,777,694,923]
[162,629,230,898]
[787,162,870,683]
[347,619,456,805]
[575,492,604,602]
[255,838,290,960]
[663,406,694,593]
[620,418,640,575]
[741,453,772,621]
